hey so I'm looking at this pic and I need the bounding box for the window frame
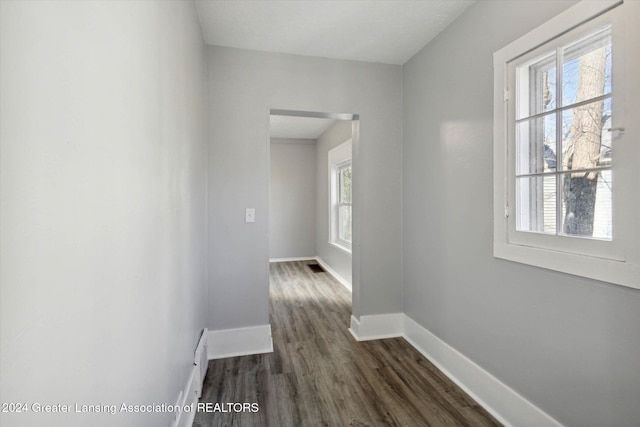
[336,160,352,246]
[512,26,613,239]
[493,0,640,289]
[329,139,353,254]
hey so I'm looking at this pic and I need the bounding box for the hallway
[194,261,501,426]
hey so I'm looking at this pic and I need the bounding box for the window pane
[338,205,352,242]
[516,51,556,120]
[516,175,557,234]
[561,27,611,107]
[561,170,612,239]
[516,113,557,175]
[339,165,352,203]
[561,97,612,170]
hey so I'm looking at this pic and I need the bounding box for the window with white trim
[493,0,639,289]
[329,139,352,253]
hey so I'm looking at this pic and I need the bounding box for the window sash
[336,162,352,244]
[509,25,613,240]
[505,10,623,258]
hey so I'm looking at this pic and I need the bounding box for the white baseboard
[347,313,561,426]
[269,257,315,262]
[316,256,351,292]
[207,324,273,360]
[172,366,198,427]
[172,330,208,427]
[348,313,403,341]
[403,315,562,427]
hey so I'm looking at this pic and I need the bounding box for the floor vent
[307,263,325,273]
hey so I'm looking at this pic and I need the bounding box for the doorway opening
[267,108,359,303]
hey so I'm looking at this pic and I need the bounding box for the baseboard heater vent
[193,328,208,398]
[307,263,326,273]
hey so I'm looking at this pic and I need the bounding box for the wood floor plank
[194,261,502,427]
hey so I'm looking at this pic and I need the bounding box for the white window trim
[493,0,640,289]
[329,139,352,254]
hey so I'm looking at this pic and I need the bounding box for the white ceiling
[195,0,475,65]
[270,115,336,140]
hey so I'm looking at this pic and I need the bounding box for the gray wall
[270,139,317,259]
[316,121,353,286]
[402,1,640,426]
[207,46,402,329]
[0,2,207,426]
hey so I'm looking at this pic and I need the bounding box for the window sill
[329,241,352,255]
[494,238,640,290]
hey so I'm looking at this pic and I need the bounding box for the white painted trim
[172,330,208,427]
[193,329,208,398]
[207,325,273,360]
[495,0,621,63]
[328,241,352,255]
[345,313,562,426]
[315,256,351,292]
[403,315,562,427]
[348,313,403,341]
[172,366,199,427]
[269,256,316,263]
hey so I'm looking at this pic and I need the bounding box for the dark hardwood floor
[194,261,501,427]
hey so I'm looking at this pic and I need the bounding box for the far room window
[329,139,352,253]
[493,0,639,289]
[337,162,352,242]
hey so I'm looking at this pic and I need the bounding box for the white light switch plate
[245,208,255,223]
